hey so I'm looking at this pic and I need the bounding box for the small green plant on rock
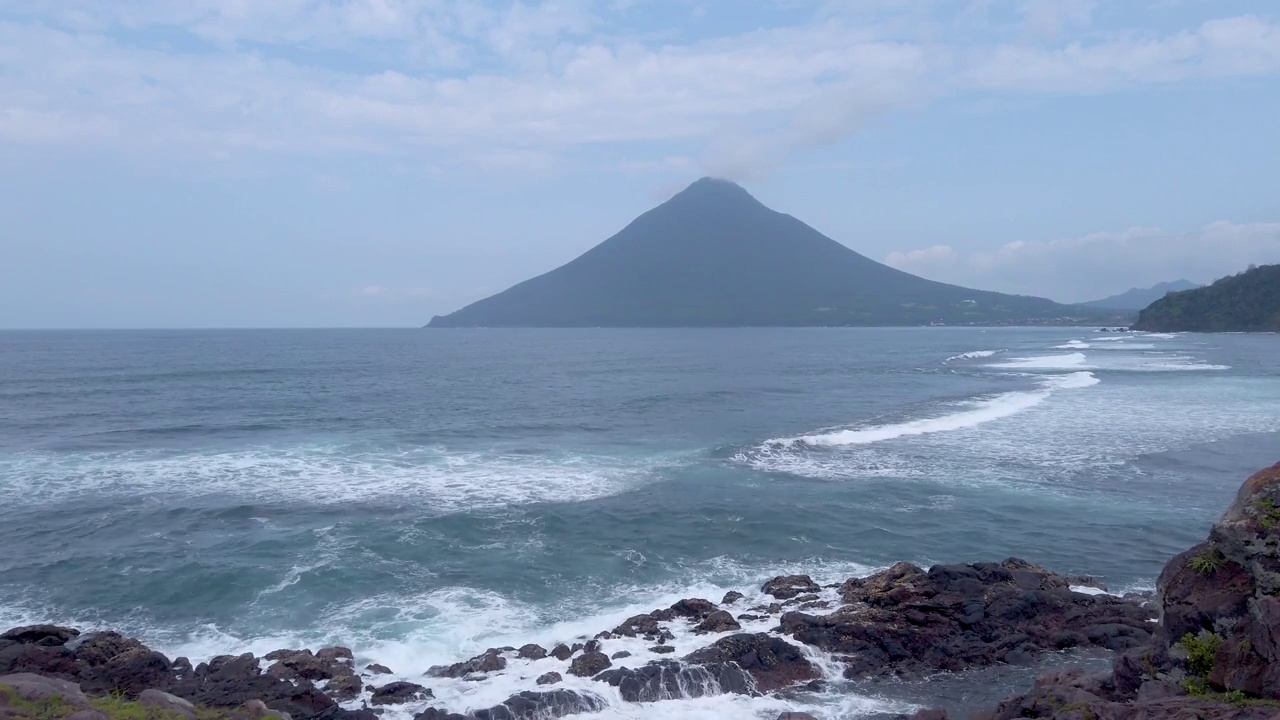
[1189,547,1225,575]
[1255,498,1280,529]
[1181,632,1223,677]
[1225,689,1249,706]
[1181,677,1210,697]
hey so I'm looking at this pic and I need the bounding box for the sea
[1,327,1277,719]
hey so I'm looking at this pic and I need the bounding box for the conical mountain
[428,178,1105,327]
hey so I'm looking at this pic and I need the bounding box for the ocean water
[1,327,1277,718]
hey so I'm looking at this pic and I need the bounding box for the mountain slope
[1082,280,1200,311]
[428,178,1113,328]
[1132,264,1280,332]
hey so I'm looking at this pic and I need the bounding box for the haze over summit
[3,1,1280,328]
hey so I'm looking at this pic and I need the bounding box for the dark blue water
[1,328,1277,718]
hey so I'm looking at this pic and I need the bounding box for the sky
[2,0,1279,328]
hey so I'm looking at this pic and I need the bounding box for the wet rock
[267,651,341,682]
[669,598,716,620]
[610,651,631,660]
[594,660,753,701]
[778,714,820,720]
[583,640,601,654]
[569,644,584,655]
[762,575,821,600]
[139,689,196,720]
[478,689,606,720]
[906,711,947,720]
[370,681,431,706]
[798,600,830,611]
[535,672,561,685]
[549,645,572,662]
[0,627,80,647]
[316,647,353,663]
[721,591,745,605]
[325,674,363,701]
[240,699,294,720]
[783,558,1154,679]
[516,644,547,660]
[683,633,819,692]
[430,650,507,679]
[365,664,392,675]
[567,652,610,677]
[693,611,741,634]
[414,710,466,720]
[650,646,675,655]
[170,651,339,720]
[737,614,766,622]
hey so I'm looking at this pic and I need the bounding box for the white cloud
[885,221,1280,302]
[1,3,1279,175]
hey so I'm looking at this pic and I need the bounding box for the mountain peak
[670,176,759,206]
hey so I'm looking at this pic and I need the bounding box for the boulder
[324,674,362,701]
[683,633,819,692]
[549,645,572,662]
[535,672,561,686]
[370,681,431,706]
[0,627,80,647]
[0,643,79,678]
[0,673,92,709]
[365,664,392,675]
[762,576,821,600]
[594,660,753,701]
[516,644,547,660]
[139,689,196,720]
[609,651,631,660]
[73,632,146,668]
[782,558,1154,679]
[721,591,745,605]
[430,650,507,679]
[315,647,353,663]
[567,652,610,678]
[669,599,716,620]
[79,647,173,696]
[693,610,741,634]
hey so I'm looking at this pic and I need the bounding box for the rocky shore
[4,462,1278,720]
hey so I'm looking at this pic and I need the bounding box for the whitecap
[943,349,1003,362]
[766,372,1099,448]
[988,353,1091,370]
[1053,340,1091,349]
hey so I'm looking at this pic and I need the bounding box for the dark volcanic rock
[0,626,80,646]
[0,642,79,678]
[516,644,547,660]
[316,647,352,663]
[479,690,606,720]
[693,611,741,634]
[783,558,1154,679]
[762,576,821,601]
[73,632,146,668]
[594,660,753,701]
[669,598,716,620]
[370,681,431,706]
[721,591,745,605]
[683,633,818,692]
[79,647,173,696]
[169,651,343,720]
[968,462,1280,719]
[549,645,572,662]
[365,664,393,675]
[325,673,362,701]
[567,651,610,677]
[535,672,561,685]
[431,650,507,679]
[610,651,631,660]
[650,646,675,655]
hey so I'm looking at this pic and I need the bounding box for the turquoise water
[1,328,1277,718]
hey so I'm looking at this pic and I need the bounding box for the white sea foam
[943,349,1003,362]
[1054,340,1091,349]
[988,353,1091,370]
[0,446,677,512]
[8,559,902,720]
[766,372,1099,448]
[1069,585,1111,596]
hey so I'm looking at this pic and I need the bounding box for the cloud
[885,221,1280,302]
[1,3,1279,176]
